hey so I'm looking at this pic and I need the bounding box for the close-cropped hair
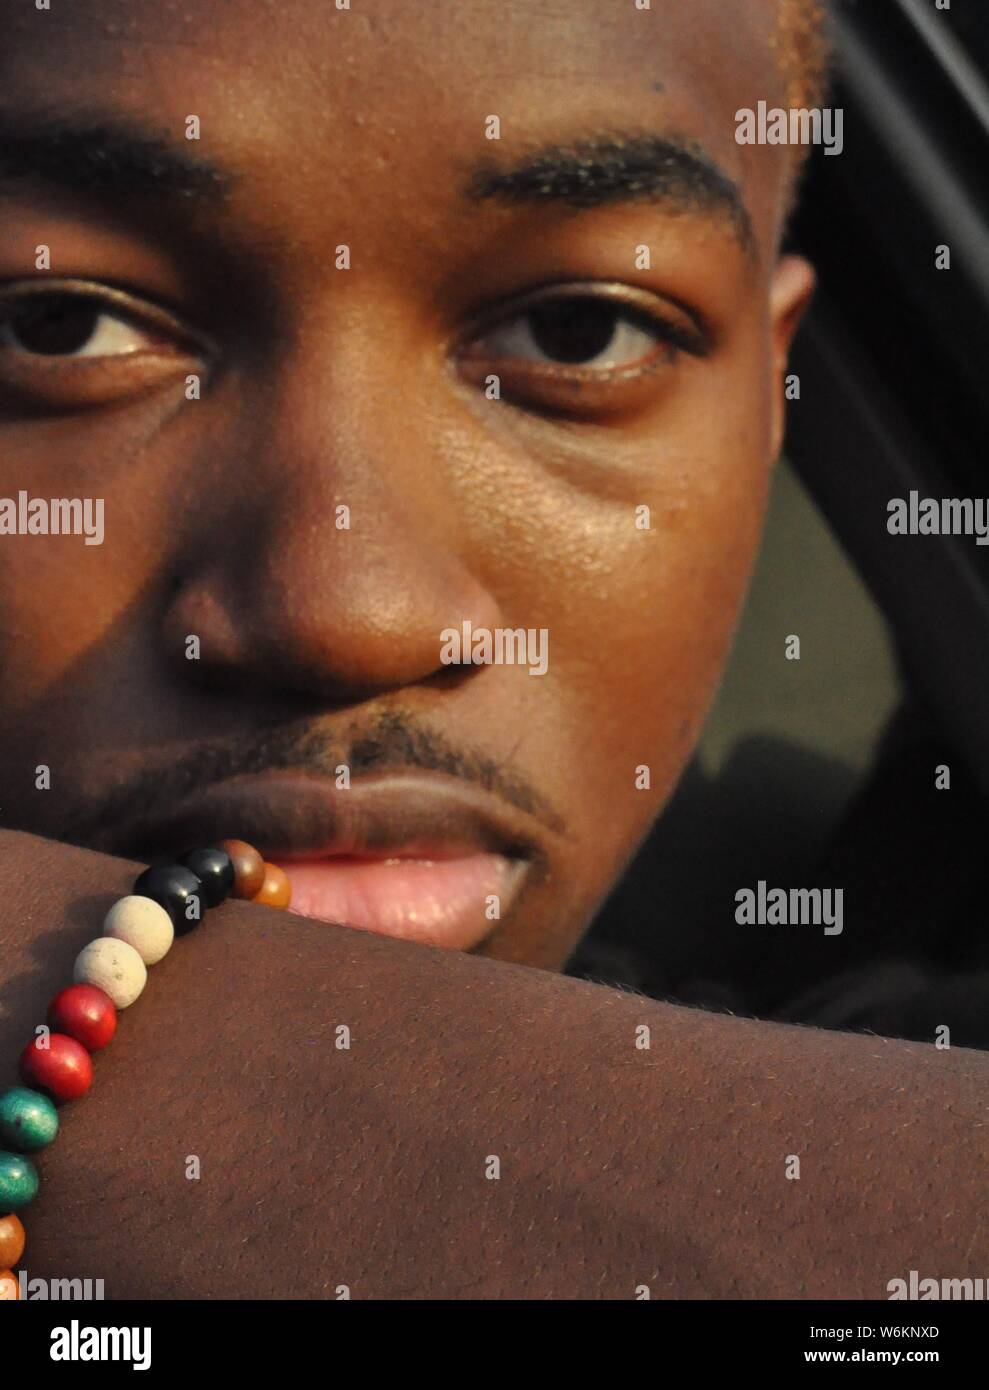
[776,0,833,111]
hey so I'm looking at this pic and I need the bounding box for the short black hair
[776,0,832,112]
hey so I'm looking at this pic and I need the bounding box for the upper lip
[103,769,552,870]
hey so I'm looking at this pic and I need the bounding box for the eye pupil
[9,296,100,356]
[528,299,617,364]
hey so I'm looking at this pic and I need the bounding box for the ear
[768,254,816,461]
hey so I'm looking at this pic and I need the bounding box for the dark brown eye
[473,297,662,372]
[462,278,713,387]
[5,295,103,356]
[0,289,169,363]
[457,284,713,419]
[526,299,623,364]
[0,281,210,411]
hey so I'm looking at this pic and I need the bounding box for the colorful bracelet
[0,838,290,1299]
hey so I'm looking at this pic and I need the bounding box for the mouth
[107,771,545,951]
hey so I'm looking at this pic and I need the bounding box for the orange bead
[0,1269,19,1300]
[0,1213,24,1268]
[217,839,266,899]
[252,863,291,910]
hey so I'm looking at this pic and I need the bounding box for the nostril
[157,527,508,705]
[161,575,245,683]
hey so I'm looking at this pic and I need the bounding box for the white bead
[103,894,174,965]
[74,937,147,1009]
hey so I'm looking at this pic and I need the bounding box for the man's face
[0,0,812,967]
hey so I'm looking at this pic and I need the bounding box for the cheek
[561,490,768,891]
[0,397,185,716]
[460,365,773,886]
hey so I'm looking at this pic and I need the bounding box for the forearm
[1,829,984,1299]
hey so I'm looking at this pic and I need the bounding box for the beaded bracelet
[0,838,290,1299]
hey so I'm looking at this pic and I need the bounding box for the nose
[161,345,504,704]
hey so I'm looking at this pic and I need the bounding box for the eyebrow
[0,117,754,256]
[465,134,755,255]
[0,114,230,201]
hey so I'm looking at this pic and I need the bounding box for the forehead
[0,0,787,252]
[2,0,780,74]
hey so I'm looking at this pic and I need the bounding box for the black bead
[179,847,235,908]
[133,864,205,935]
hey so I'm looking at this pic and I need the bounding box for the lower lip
[278,852,517,950]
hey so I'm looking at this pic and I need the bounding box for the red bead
[19,1034,93,1102]
[47,985,117,1052]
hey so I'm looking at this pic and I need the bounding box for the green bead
[0,1086,59,1152]
[0,1150,39,1211]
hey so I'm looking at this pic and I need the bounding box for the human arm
[1,828,983,1299]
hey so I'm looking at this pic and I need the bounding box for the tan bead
[218,839,266,899]
[0,1212,25,1268]
[74,937,147,1009]
[103,895,174,965]
[253,863,291,910]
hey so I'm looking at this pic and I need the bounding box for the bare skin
[3,827,987,1299]
[1,0,981,1299]
[0,0,811,966]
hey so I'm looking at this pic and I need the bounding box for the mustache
[59,708,564,850]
